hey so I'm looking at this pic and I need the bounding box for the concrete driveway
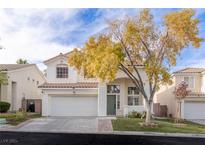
[10,117,113,133]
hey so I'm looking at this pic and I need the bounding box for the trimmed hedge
[0,101,10,113]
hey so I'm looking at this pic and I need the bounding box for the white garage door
[50,96,98,116]
[184,101,205,119]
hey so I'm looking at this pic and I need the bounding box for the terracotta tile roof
[174,68,205,74]
[38,82,98,89]
[187,92,205,97]
[0,64,35,71]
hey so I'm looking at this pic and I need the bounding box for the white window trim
[56,64,69,79]
[183,76,195,89]
[127,87,141,106]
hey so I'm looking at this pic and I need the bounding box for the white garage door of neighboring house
[50,96,98,116]
[184,101,205,119]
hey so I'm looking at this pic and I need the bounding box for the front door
[107,95,116,115]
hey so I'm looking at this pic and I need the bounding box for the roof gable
[0,64,35,71]
[174,67,205,74]
[44,51,73,64]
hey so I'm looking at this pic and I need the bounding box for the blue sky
[0,8,205,71]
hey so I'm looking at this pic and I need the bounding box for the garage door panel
[184,102,205,119]
[50,96,97,116]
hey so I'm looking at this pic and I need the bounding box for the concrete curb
[112,131,205,138]
[15,119,34,128]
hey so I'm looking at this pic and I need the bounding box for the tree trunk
[145,101,152,124]
[176,100,181,123]
[179,101,181,119]
[176,102,179,123]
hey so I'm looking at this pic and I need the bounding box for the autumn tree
[174,81,190,122]
[16,58,29,64]
[68,9,203,124]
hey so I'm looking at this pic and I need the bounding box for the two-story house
[39,52,151,117]
[0,64,46,113]
[156,68,205,119]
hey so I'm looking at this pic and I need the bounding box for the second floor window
[184,76,194,89]
[56,64,68,78]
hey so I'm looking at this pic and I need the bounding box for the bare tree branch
[119,63,147,98]
[119,38,146,89]
[139,36,151,55]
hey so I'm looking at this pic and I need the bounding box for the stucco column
[98,82,107,116]
[180,100,185,119]
[42,92,49,116]
[121,80,128,116]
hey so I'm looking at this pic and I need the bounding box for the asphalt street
[1,131,205,145]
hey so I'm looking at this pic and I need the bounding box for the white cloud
[0,8,205,73]
[0,9,79,70]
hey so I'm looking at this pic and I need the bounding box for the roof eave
[43,52,72,64]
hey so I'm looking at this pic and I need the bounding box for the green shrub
[15,112,27,121]
[141,111,146,119]
[128,111,147,119]
[0,101,10,113]
[128,111,142,118]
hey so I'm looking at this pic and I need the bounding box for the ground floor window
[128,96,140,106]
[128,87,142,106]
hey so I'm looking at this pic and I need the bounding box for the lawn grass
[0,112,41,126]
[112,118,205,134]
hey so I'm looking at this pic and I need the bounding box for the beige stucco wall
[1,65,45,111]
[0,83,8,101]
[155,77,177,117]
[45,56,97,83]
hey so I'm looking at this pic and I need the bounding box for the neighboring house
[39,52,151,117]
[155,68,205,119]
[0,64,46,112]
